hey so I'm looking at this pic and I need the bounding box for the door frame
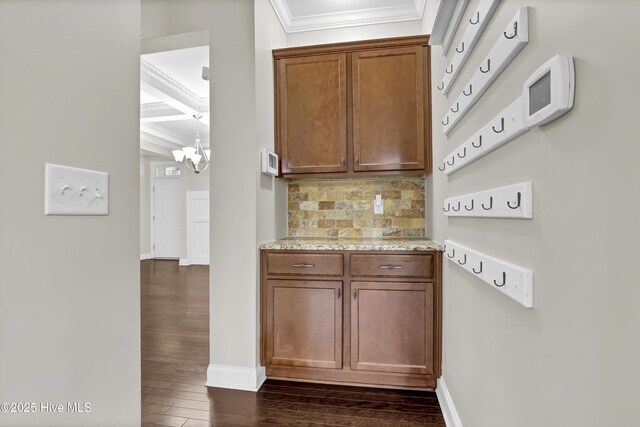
[150,161,181,259]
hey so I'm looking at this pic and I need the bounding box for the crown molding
[269,0,426,34]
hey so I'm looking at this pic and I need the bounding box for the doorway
[139,31,212,425]
[151,162,181,259]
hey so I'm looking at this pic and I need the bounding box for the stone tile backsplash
[288,177,426,238]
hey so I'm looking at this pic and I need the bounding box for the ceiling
[140,46,209,158]
[270,0,426,33]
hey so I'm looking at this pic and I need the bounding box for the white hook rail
[437,0,502,95]
[443,182,532,218]
[438,97,529,175]
[444,240,533,308]
[442,7,529,134]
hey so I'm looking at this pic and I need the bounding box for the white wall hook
[442,7,529,134]
[445,239,533,308]
[438,0,502,95]
[444,182,532,218]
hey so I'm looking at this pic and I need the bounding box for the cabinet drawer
[267,253,343,276]
[350,254,434,279]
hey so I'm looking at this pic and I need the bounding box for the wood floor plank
[142,403,171,415]
[141,412,188,427]
[141,259,445,427]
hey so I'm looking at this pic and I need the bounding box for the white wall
[429,1,640,425]
[0,1,141,426]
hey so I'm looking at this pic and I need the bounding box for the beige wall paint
[142,0,262,370]
[0,1,141,426]
[429,1,640,425]
[254,0,289,363]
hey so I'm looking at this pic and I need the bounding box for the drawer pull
[379,265,403,270]
[292,263,315,268]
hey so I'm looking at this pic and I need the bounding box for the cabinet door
[266,280,343,369]
[352,46,425,172]
[277,54,348,174]
[351,281,433,375]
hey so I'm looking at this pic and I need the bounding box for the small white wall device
[261,148,279,176]
[440,54,576,175]
[523,54,575,127]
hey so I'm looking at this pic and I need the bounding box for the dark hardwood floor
[141,259,445,426]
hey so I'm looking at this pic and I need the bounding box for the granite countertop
[258,237,444,252]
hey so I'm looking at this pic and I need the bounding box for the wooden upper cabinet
[352,47,425,172]
[277,54,348,174]
[274,36,431,178]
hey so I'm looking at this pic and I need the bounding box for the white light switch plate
[45,163,109,215]
[374,194,384,214]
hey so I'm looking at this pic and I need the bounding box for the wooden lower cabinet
[261,250,442,389]
[265,280,343,369]
[351,281,433,376]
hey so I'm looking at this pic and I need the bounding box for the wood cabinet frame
[260,249,442,390]
[273,36,432,179]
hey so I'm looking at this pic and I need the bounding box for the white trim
[140,253,152,260]
[179,258,191,266]
[269,0,425,33]
[205,365,266,392]
[436,377,463,427]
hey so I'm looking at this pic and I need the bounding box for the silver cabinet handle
[379,265,403,270]
[353,289,358,299]
[340,157,346,167]
[337,288,341,299]
[355,156,360,166]
[292,263,315,268]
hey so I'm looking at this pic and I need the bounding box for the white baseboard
[436,377,463,427]
[140,253,152,260]
[189,256,210,265]
[205,364,266,392]
[179,258,191,266]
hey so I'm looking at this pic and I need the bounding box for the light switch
[44,163,109,215]
[374,194,384,214]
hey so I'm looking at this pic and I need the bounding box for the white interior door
[187,191,210,265]
[154,177,180,258]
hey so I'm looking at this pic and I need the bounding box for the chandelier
[172,114,210,174]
